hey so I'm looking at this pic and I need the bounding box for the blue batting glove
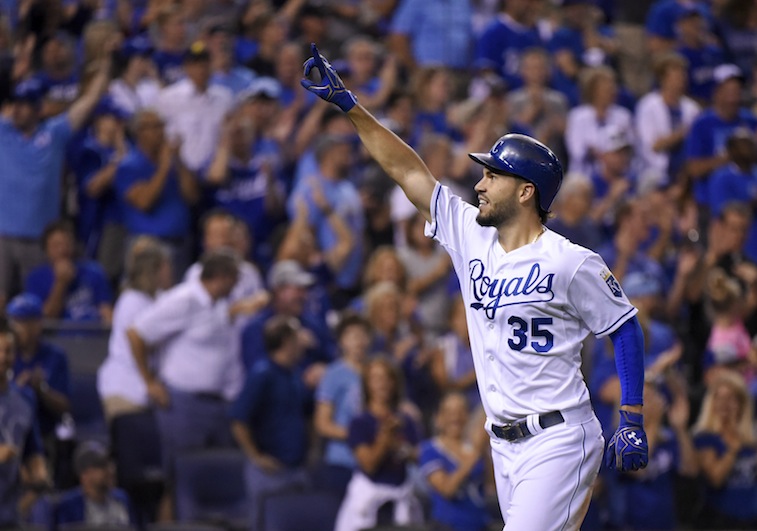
[300,43,357,113]
[604,410,649,472]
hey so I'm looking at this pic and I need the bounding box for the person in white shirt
[565,66,635,176]
[109,36,161,117]
[127,249,243,484]
[155,41,233,171]
[635,52,700,188]
[97,237,172,421]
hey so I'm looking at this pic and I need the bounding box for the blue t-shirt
[211,67,256,96]
[0,383,43,527]
[25,261,113,322]
[229,359,309,467]
[12,342,70,436]
[0,115,72,238]
[33,71,80,105]
[390,0,473,69]
[348,411,419,485]
[418,439,489,531]
[677,44,725,103]
[153,50,185,85]
[315,360,362,468]
[474,15,543,89]
[114,148,191,238]
[693,432,757,521]
[646,0,711,39]
[613,429,680,530]
[684,108,757,205]
[708,164,757,262]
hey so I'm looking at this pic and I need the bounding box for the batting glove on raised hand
[300,43,358,113]
[604,410,649,472]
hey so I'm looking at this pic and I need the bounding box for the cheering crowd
[1,0,757,530]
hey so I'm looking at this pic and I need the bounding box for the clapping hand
[301,43,358,113]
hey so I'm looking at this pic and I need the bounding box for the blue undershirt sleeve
[609,315,645,406]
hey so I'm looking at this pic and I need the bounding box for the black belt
[492,411,564,442]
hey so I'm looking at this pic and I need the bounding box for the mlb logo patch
[600,268,623,298]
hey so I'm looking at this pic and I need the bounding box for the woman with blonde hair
[692,371,757,529]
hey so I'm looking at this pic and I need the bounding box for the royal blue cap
[13,78,47,105]
[6,293,43,320]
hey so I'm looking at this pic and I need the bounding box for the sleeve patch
[600,268,623,298]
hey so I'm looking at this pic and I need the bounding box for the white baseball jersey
[425,183,637,422]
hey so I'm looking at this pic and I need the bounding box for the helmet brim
[468,153,518,177]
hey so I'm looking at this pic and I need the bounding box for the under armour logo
[629,431,642,446]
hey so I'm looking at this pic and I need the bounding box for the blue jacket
[53,487,137,530]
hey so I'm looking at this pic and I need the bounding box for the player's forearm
[610,316,645,407]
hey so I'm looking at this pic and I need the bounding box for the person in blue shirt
[314,314,373,497]
[152,6,188,85]
[33,31,81,118]
[207,22,256,97]
[113,109,200,280]
[389,0,473,71]
[230,316,311,531]
[0,319,49,529]
[684,64,757,207]
[692,370,757,529]
[69,97,129,273]
[645,0,712,55]
[674,7,725,105]
[54,440,138,529]
[708,129,757,262]
[474,0,544,89]
[25,220,113,323]
[0,51,113,310]
[419,392,490,531]
[6,293,70,441]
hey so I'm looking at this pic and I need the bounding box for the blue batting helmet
[469,133,564,212]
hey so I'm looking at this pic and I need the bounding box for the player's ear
[519,182,536,205]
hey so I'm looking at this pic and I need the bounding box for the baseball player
[301,44,649,530]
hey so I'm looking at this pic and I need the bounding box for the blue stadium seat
[69,373,107,443]
[261,489,342,531]
[174,449,248,528]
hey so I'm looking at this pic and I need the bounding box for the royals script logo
[468,260,555,319]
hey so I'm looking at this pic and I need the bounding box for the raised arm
[301,43,437,222]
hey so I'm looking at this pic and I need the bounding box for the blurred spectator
[69,97,129,281]
[274,41,315,114]
[607,378,698,530]
[244,12,287,77]
[388,0,473,71]
[114,109,200,279]
[589,125,637,227]
[565,66,635,176]
[597,199,666,284]
[635,52,700,187]
[33,31,80,118]
[240,259,334,381]
[156,40,233,171]
[353,246,411,315]
[674,7,725,105]
[716,0,757,82]
[205,99,286,261]
[0,319,48,529]
[612,0,658,96]
[230,315,311,531]
[207,22,255,97]
[54,440,137,528]
[645,0,711,56]
[152,5,188,85]
[547,174,603,251]
[342,37,398,112]
[419,392,490,531]
[127,250,243,500]
[474,0,543,89]
[0,53,113,310]
[507,47,569,155]
[97,238,172,421]
[398,212,451,337]
[410,66,455,142]
[684,64,757,208]
[6,293,70,441]
[25,220,113,323]
[693,371,757,529]
[707,129,757,261]
[430,297,479,410]
[289,135,365,302]
[703,269,757,391]
[549,0,619,107]
[314,313,373,497]
[334,357,423,531]
[109,35,161,116]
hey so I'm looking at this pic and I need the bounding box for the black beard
[476,198,518,228]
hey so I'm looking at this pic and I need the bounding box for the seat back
[261,489,342,531]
